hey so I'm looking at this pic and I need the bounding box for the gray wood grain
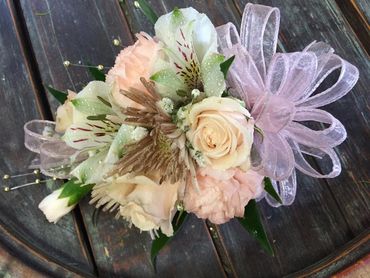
[335,0,370,53]
[0,0,95,276]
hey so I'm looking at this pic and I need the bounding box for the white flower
[38,188,75,223]
[90,173,182,236]
[191,89,201,99]
[157,97,174,114]
[61,81,147,185]
[151,7,226,100]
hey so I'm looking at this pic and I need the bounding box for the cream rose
[106,32,160,109]
[55,90,76,133]
[184,167,264,224]
[90,173,182,236]
[186,97,254,170]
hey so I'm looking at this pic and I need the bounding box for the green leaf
[58,179,94,206]
[220,55,235,79]
[264,177,282,204]
[134,0,158,25]
[88,64,106,81]
[46,85,68,104]
[238,200,274,256]
[151,211,188,271]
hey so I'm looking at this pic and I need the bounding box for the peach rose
[184,167,264,224]
[91,173,182,236]
[55,90,76,133]
[186,97,254,170]
[106,32,160,108]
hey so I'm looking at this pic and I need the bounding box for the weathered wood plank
[287,228,370,277]
[18,0,226,276]
[335,0,370,54]
[0,0,95,276]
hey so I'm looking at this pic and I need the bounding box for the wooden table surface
[0,0,369,277]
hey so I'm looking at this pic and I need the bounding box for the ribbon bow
[216,3,359,206]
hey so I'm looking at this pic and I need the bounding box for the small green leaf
[58,179,94,206]
[264,177,282,204]
[134,0,158,25]
[220,55,235,78]
[238,200,274,256]
[151,211,188,271]
[46,85,68,104]
[88,64,106,81]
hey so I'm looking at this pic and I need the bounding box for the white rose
[55,90,76,133]
[91,173,182,236]
[38,188,75,223]
[186,96,254,170]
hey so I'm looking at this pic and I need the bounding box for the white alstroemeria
[38,188,75,223]
[61,80,147,185]
[152,7,226,100]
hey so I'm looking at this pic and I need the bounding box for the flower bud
[38,188,75,223]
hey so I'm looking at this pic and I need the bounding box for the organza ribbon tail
[24,120,83,179]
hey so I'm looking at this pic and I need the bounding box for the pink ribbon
[24,120,84,179]
[217,3,359,206]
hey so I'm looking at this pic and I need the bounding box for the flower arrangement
[19,1,358,263]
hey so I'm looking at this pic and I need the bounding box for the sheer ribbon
[24,120,85,179]
[216,3,359,206]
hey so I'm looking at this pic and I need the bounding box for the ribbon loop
[24,120,61,153]
[24,120,87,179]
[240,3,280,79]
[266,170,297,207]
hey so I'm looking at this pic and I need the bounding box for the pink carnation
[184,167,264,224]
[106,32,160,108]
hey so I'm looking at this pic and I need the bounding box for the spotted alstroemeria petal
[150,68,187,100]
[72,81,114,117]
[153,7,219,98]
[201,53,226,97]
[63,122,118,150]
[71,148,112,184]
[155,7,217,63]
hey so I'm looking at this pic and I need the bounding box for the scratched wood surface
[0,0,369,277]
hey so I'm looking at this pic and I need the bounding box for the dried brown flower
[111,78,196,184]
